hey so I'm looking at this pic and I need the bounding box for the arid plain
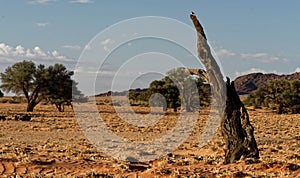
[0,97,299,177]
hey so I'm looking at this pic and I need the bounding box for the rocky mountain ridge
[95,72,300,96]
[234,72,300,95]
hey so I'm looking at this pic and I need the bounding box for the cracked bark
[190,14,259,164]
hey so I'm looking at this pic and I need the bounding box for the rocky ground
[0,101,299,177]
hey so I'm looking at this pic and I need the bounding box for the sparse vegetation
[244,79,300,114]
[128,67,211,112]
[148,76,181,112]
[0,102,298,177]
[0,60,41,111]
[0,60,84,112]
[42,64,86,112]
[0,13,299,178]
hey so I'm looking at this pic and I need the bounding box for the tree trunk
[276,103,283,114]
[26,102,36,112]
[222,78,259,163]
[190,14,259,164]
[173,106,177,112]
[25,86,41,112]
[55,103,64,112]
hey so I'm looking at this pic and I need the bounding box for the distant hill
[95,88,147,97]
[234,72,300,95]
[95,72,300,97]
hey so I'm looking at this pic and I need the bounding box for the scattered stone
[244,158,261,165]
[128,163,151,172]
[125,156,139,163]
[232,171,251,178]
[0,116,6,121]
[284,163,300,171]
[20,115,31,121]
[31,158,55,165]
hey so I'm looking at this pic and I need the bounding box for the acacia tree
[146,68,209,112]
[0,61,47,111]
[166,67,200,112]
[43,64,85,112]
[148,77,180,112]
[0,60,83,112]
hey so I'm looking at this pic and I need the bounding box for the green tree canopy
[166,67,204,112]
[0,60,84,112]
[0,61,46,111]
[43,64,86,112]
[244,79,300,114]
[136,67,211,112]
[148,76,180,112]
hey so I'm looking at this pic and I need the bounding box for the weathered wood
[188,68,209,83]
[222,78,259,163]
[190,14,259,164]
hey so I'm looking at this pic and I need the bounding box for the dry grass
[0,100,299,177]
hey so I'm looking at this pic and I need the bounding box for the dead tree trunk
[223,78,259,163]
[190,14,259,164]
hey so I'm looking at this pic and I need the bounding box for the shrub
[9,99,21,104]
[243,80,300,114]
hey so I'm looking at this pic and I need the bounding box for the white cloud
[33,46,46,57]
[28,0,56,5]
[100,38,115,52]
[295,68,300,73]
[240,52,286,63]
[0,43,12,55]
[240,53,267,59]
[235,68,278,77]
[15,45,25,55]
[62,45,81,50]
[35,22,49,27]
[69,0,94,3]
[216,48,288,63]
[0,43,74,64]
[216,49,236,57]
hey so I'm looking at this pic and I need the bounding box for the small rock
[20,115,31,121]
[0,116,6,121]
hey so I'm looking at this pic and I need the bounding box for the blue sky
[0,1,299,95]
